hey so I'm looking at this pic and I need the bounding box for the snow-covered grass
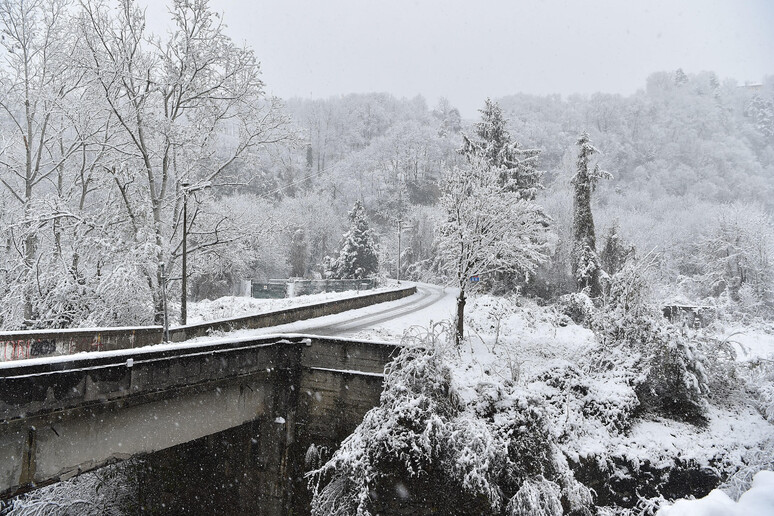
[713,322,774,362]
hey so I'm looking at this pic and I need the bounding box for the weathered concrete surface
[0,335,401,514]
[0,326,162,361]
[0,286,415,361]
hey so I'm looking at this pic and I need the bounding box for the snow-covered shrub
[694,335,740,404]
[307,343,470,515]
[308,330,594,516]
[5,461,138,515]
[738,358,774,424]
[719,441,774,501]
[557,292,595,325]
[594,261,709,424]
[532,363,639,438]
[506,477,563,516]
[635,327,709,424]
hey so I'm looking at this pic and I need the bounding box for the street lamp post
[180,181,211,326]
[160,262,170,342]
[181,182,189,326]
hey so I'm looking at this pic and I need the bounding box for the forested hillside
[1,0,771,334]
[259,70,774,318]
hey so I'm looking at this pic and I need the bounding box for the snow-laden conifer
[460,98,543,200]
[330,201,379,279]
[571,132,612,297]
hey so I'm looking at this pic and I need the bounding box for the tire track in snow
[305,284,445,336]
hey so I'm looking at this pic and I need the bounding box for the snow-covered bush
[506,477,563,516]
[5,461,138,515]
[636,327,709,423]
[738,358,774,424]
[557,292,595,325]
[531,362,639,438]
[307,330,593,516]
[694,335,740,405]
[594,261,709,424]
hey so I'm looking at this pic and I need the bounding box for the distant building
[662,304,716,328]
[742,82,764,91]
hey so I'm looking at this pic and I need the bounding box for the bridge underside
[0,335,398,513]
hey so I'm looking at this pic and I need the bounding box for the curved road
[307,283,450,336]
[248,282,456,339]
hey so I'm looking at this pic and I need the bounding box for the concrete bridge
[0,334,401,514]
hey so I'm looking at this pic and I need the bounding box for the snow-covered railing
[0,285,416,362]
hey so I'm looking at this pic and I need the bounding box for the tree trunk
[454,290,466,346]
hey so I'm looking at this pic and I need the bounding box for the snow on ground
[186,285,400,325]
[657,470,774,516]
[716,323,774,362]
[451,295,596,399]
[428,294,774,512]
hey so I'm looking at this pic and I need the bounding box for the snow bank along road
[222,282,456,340]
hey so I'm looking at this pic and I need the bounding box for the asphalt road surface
[248,282,455,339]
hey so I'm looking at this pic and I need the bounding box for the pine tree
[288,228,308,278]
[747,95,774,138]
[600,223,635,276]
[571,132,612,297]
[460,98,543,200]
[332,201,379,279]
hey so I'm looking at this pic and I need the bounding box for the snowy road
[229,282,458,341]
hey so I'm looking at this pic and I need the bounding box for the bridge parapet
[0,286,416,362]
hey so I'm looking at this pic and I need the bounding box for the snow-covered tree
[437,155,552,346]
[599,223,635,277]
[288,227,308,278]
[746,94,774,138]
[330,201,379,279]
[77,0,289,323]
[571,131,611,297]
[460,98,543,200]
[0,0,82,325]
[693,202,774,315]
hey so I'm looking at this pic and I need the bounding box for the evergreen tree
[571,132,612,297]
[460,98,543,200]
[600,223,635,276]
[747,94,774,138]
[288,228,308,278]
[332,201,379,279]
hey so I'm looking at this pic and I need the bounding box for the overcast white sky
[144,0,774,117]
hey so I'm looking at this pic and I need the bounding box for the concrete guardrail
[0,286,417,362]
